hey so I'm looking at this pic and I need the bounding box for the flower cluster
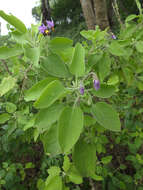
[38,20,54,35]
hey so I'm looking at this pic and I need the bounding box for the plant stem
[2,60,12,75]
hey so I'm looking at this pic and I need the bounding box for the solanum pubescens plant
[0,0,143,188]
[0,12,120,189]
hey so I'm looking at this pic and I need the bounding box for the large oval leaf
[41,124,61,156]
[0,76,16,97]
[109,41,125,56]
[98,54,111,82]
[92,102,121,132]
[92,84,116,98]
[24,77,56,101]
[73,139,96,177]
[42,54,71,78]
[70,43,85,77]
[135,41,143,53]
[0,10,27,33]
[0,113,10,124]
[24,47,40,67]
[49,37,73,51]
[58,106,84,153]
[0,46,23,59]
[34,80,65,109]
[35,103,64,133]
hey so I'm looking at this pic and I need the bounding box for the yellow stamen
[45,30,49,34]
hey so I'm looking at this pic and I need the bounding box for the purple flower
[111,34,116,39]
[79,86,84,95]
[93,79,100,90]
[38,24,47,34]
[46,20,54,29]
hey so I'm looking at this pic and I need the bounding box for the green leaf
[25,77,56,101]
[58,106,84,153]
[101,156,112,164]
[135,0,142,15]
[55,47,74,63]
[0,113,10,124]
[45,176,62,190]
[98,54,111,81]
[92,102,121,132]
[35,103,64,133]
[80,30,106,41]
[109,42,125,56]
[125,14,138,22]
[37,179,45,190]
[137,81,143,91]
[84,115,96,126]
[122,68,133,85]
[73,139,96,177]
[45,166,62,190]
[88,54,103,68]
[68,165,83,184]
[24,47,40,67]
[80,30,97,41]
[92,174,103,181]
[23,117,35,131]
[5,102,17,113]
[70,43,85,77]
[25,162,35,169]
[34,80,65,109]
[92,84,116,98]
[0,76,16,97]
[11,30,28,44]
[0,10,27,33]
[49,37,73,51]
[41,124,61,156]
[0,46,23,59]
[42,54,71,78]
[136,41,143,53]
[107,74,119,85]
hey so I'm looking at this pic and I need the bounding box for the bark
[41,0,51,24]
[80,0,95,30]
[93,0,110,30]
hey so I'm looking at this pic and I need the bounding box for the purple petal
[39,24,47,34]
[93,79,100,90]
[46,20,54,29]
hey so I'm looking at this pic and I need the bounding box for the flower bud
[79,86,84,95]
[93,79,100,90]
[111,33,116,39]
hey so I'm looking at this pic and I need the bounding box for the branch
[19,63,33,101]
[2,60,12,75]
[112,0,123,27]
[89,179,96,190]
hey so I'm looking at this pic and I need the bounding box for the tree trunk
[107,0,114,27]
[80,0,95,30]
[93,0,110,30]
[41,0,51,24]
